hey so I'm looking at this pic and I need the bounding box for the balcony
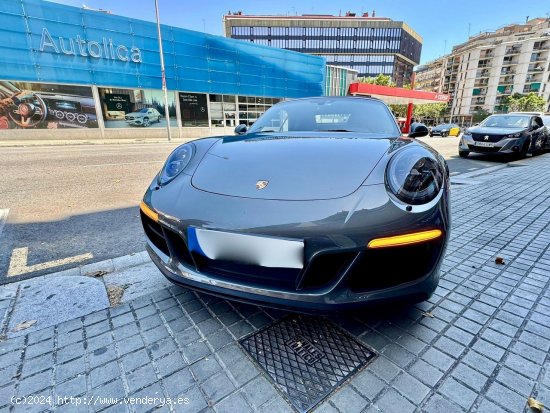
[472,88,487,96]
[499,75,514,84]
[502,57,518,66]
[523,83,541,93]
[530,52,548,62]
[474,79,489,87]
[471,97,486,105]
[505,45,522,55]
[527,64,544,72]
[476,69,491,78]
[497,85,513,95]
[525,73,542,83]
[533,41,549,51]
[501,68,516,75]
[480,50,494,58]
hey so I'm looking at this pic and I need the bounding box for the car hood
[191,132,392,200]
[126,112,145,117]
[468,126,525,135]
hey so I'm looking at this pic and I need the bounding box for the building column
[91,85,105,139]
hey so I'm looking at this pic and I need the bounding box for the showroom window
[98,87,177,129]
[179,92,208,127]
[209,94,237,127]
[237,96,281,126]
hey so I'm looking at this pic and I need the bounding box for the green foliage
[472,107,490,123]
[413,103,448,120]
[503,92,546,112]
[358,74,395,86]
[389,104,407,118]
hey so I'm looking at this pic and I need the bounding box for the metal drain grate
[240,314,376,412]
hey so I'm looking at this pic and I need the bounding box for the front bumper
[460,134,523,154]
[125,119,144,126]
[141,176,450,312]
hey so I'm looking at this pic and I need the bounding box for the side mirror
[234,124,247,135]
[408,122,429,138]
[473,123,479,126]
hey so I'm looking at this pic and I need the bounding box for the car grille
[141,213,442,293]
[471,133,504,143]
[125,116,134,120]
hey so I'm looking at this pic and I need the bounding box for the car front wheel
[143,117,150,127]
[441,131,448,137]
[459,150,469,158]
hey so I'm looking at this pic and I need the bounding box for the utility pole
[154,0,172,141]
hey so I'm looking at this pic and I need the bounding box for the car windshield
[541,116,550,126]
[138,108,149,113]
[479,115,530,128]
[247,98,400,136]
[435,124,450,129]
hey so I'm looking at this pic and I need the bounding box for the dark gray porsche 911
[140,97,450,311]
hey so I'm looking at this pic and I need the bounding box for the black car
[429,123,460,137]
[140,97,450,312]
[459,114,547,158]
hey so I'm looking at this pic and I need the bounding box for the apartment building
[415,18,550,123]
[415,56,447,93]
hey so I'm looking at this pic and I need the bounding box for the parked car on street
[140,97,450,311]
[125,108,162,127]
[540,115,550,151]
[459,114,547,158]
[430,123,460,137]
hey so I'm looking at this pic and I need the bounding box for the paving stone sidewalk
[0,155,549,413]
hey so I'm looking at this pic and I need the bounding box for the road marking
[82,161,164,167]
[467,167,479,171]
[0,209,8,238]
[7,247,93,277]
[450,172,459,176]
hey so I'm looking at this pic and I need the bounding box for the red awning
[349,83,450,105]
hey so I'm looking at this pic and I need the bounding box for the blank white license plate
[187,227,304,269]
[475,141,495,147]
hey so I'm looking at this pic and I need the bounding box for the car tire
[441,131,448,137]
[517,141,529,159]
[157,116,161,123]
[143,117,150,127]
[429,133,433,137]
[531,135,545,156]
[459,150,469,158]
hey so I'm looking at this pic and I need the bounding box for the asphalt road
[0,137,530,284]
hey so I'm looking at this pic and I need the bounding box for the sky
[53,0,550,64]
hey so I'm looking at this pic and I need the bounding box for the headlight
[507,133,521,138]
[464,130,472,136]
[158,144,195,185]
[386,147,444,205]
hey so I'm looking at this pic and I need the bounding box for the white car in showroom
[125,108,161,127]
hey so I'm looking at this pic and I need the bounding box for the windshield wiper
[317,129,351,132]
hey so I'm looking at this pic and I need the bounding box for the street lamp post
[154,0,172,141]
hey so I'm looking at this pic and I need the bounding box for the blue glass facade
[0,0,325,98]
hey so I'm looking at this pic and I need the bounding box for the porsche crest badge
[256,180,269,190]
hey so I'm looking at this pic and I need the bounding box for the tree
[472,107,490,123]
[358,73,395,87]
[413,103,448,122]
[504,92,546,112]
[389,104,407,118]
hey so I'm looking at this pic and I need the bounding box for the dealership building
[0,1,353,140]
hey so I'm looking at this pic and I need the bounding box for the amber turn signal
[140,201,159,223]
[368,229,443,249]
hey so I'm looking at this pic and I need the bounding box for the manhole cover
[240,314,376,412]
